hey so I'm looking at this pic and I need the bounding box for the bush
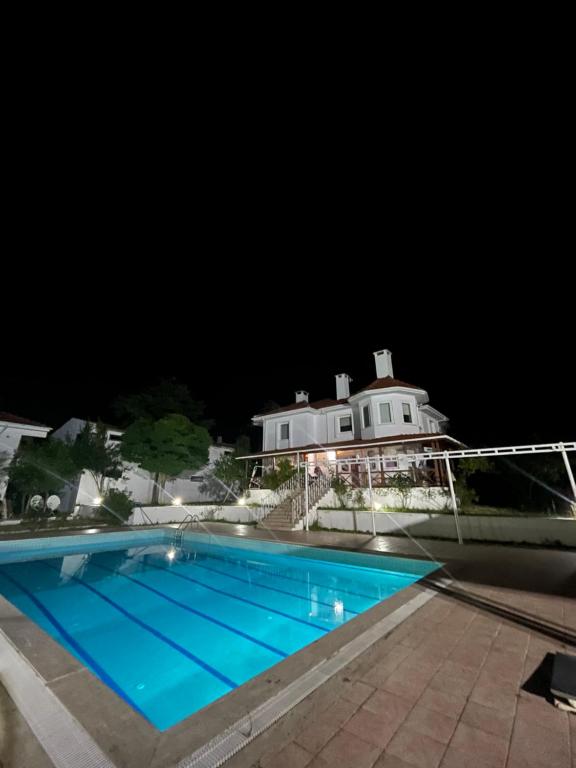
[331,476,352,509]
[261,459,296,490]
[101,489,134,522]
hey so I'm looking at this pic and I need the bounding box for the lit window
[379,403,392,424]
[402,403,413,424]
[339,415,352,433]
[362,405,371,428]
[280,423,290,440]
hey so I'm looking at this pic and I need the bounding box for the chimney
[335,373,351,400]
[373,349,393,378]
[295,390,309,403]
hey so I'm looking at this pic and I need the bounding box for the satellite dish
[46,495,61,511]
[29,495,45,511]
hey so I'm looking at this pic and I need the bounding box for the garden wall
[316,509,576,546]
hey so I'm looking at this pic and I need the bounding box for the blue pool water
[0,533,438,730]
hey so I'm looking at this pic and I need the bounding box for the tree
[0,451,10,519]
[120,415,211,504]
[8,439,78,515]
[114,379,212,429]
[261,458,297,490]
[69,422,123,497]
[453,457,494,511]
[202,436,251,502]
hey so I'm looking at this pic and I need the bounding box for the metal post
[444,452,463,544]
[305,462,310,532]
[559,443,576,512]
[366,458,376,536]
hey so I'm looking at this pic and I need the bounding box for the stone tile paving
[248,578,575,768]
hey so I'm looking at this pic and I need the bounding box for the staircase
[257,471,332,531]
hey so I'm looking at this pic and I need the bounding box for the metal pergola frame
[301,441,576,543]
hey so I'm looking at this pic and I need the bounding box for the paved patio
[197,524,576,768]
[0,524,574,767]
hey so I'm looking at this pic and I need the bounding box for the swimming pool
[0,531,439,730]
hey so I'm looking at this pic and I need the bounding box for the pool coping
[0,529,446,768]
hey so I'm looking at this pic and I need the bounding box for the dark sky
[2,265,574,450]
[3,124,573,449]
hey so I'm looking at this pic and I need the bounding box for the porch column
[559,443,576,513]
[444,452,463,545]
[304,463,310,532]
[366,458,376,536]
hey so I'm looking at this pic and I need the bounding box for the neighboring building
[241,349,462,487]
[51,418,233,511]
[0,413,51,513]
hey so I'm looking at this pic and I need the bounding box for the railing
[290,471,333,525]
[173,512,200,545]
[334,467,440,488]
[136,506,157,525]
[257,471,306,521]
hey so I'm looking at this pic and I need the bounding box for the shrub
[331,476,352,508]
[261,459,296,490]
[101,489,134,522]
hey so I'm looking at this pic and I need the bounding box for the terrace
[0,523,574,768]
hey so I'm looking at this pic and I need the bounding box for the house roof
[0,412,49,428]
[236,432,462,459]
[353,376,424,394]
[254,376,425,417]
[255,399,349,416]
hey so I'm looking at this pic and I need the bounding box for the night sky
[2,266,574,451]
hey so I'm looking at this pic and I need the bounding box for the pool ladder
[173,513,200,546]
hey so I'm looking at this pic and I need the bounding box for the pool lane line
[38,561,238,691]
[204,551,414,601]
[0,568,150,723]
[135,553,361,618]
[134,559,331,633]
[190,540,430,581]
[169,558,361,618]
[90,561,287,659]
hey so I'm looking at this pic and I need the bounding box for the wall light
[173,497,183,506]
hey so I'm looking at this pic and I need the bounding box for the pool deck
[1,524,575,768]
[205,524,576,768]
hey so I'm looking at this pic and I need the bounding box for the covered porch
[239,434,463,490]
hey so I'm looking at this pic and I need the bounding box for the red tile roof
[0,412,49,428]
[237,432,461,459]
[355,376,423,393]
[255,399,349,416]
[254,377,424,417]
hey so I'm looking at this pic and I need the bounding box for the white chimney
[335,373,351,400]
[295,390,309,403]
[373,349,393,378]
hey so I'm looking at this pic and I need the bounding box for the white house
[0,412,51,515]
[240,350,462,488]
[51,418,233,511]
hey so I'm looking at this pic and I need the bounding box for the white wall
[56,427,232,510]
[318,487,449,511]
[129,504,261,525]
[316,509,576,547]
[0,422,50,503]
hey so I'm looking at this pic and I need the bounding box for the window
[362,405,371,428]
[379,402,392,424]
[339,415,353,433]
[279,423,290,440]
[402,402,413,424]
[384,458,399,469]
